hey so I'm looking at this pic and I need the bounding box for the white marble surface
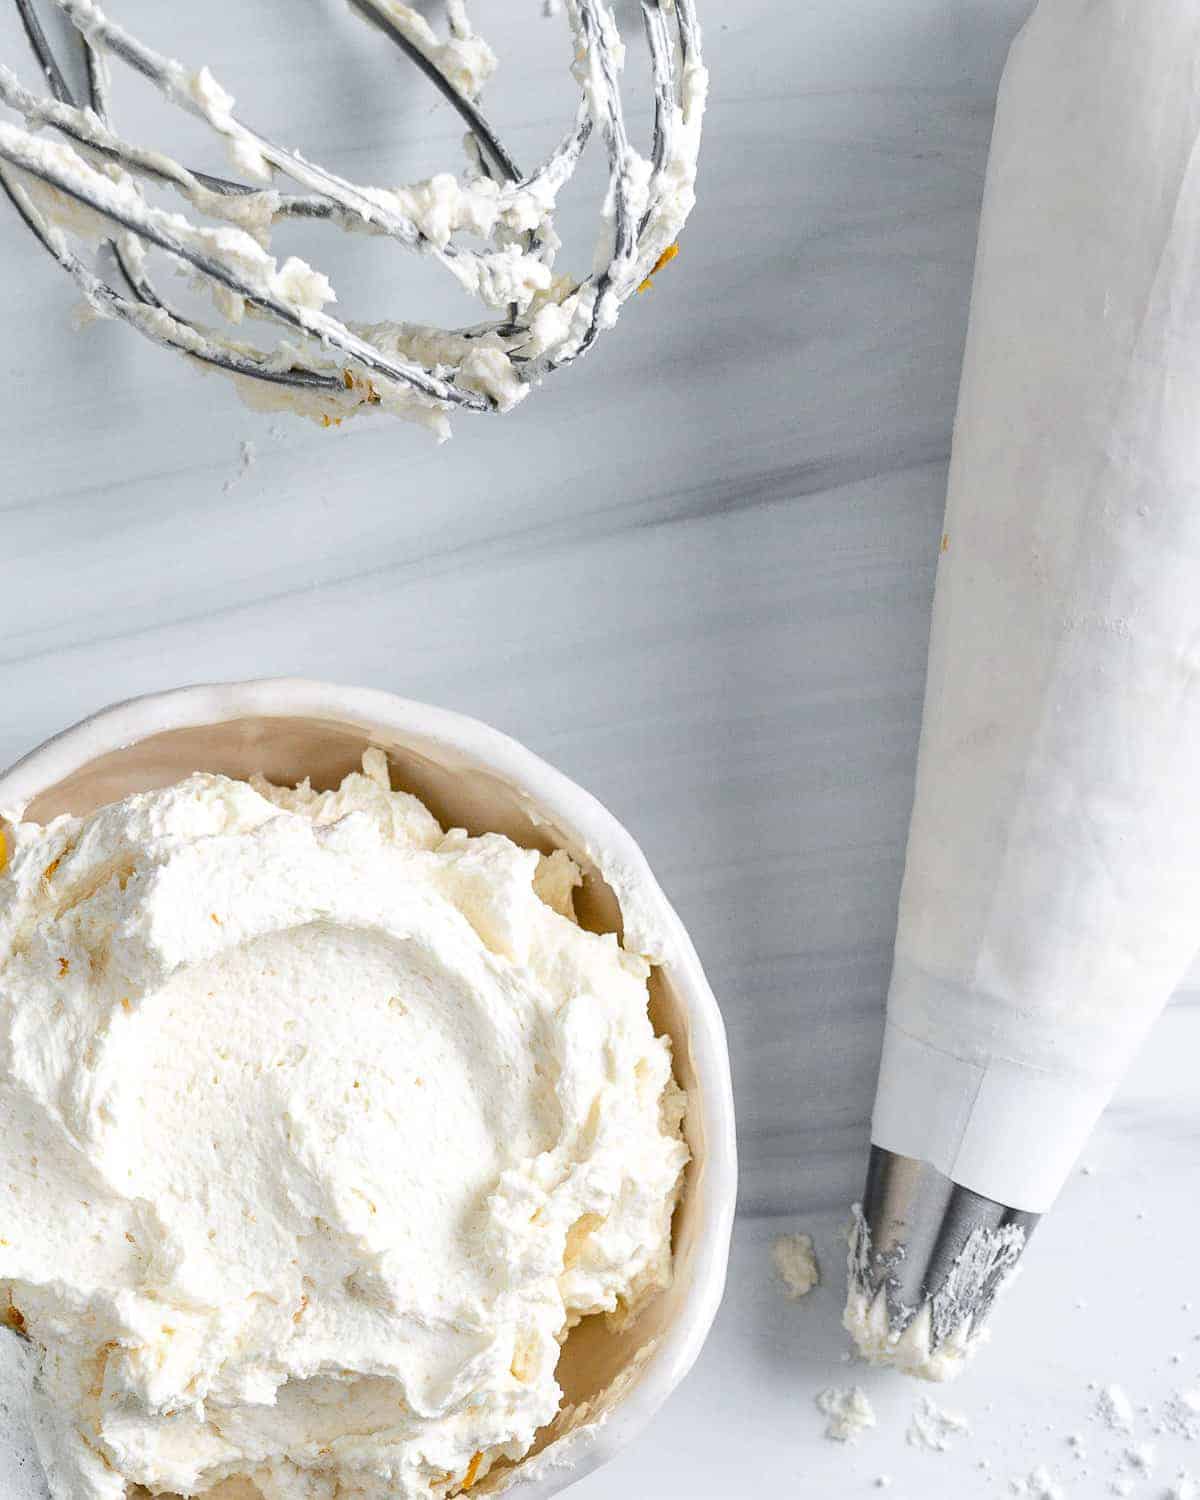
[4,1,1200,1496]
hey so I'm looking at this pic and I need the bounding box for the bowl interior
[22,714,709,1492]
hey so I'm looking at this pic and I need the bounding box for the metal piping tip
[844,1146,1039,1381]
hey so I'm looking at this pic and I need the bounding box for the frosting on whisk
[0,0,706,437]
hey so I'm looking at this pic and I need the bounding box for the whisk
[0,0,705,436]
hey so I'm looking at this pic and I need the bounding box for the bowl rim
[0,677,738,1499]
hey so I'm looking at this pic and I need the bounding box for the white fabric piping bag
[846,0,1200,1380]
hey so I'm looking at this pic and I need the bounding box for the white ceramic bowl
[0,679,738,1499]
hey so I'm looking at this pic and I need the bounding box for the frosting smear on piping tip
[842,1205,1024,1383]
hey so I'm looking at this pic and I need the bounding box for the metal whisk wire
[0,0,705,433]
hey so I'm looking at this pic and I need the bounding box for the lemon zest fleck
[638,241,680,293]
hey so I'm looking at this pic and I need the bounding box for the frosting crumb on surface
[906,1394,971,1453]
[816,1386,877,1444]
[771,1232,820,1300]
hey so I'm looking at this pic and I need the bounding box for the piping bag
[845,0,1200,1380]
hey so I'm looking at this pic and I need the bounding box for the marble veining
[4,1,1199,1494]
